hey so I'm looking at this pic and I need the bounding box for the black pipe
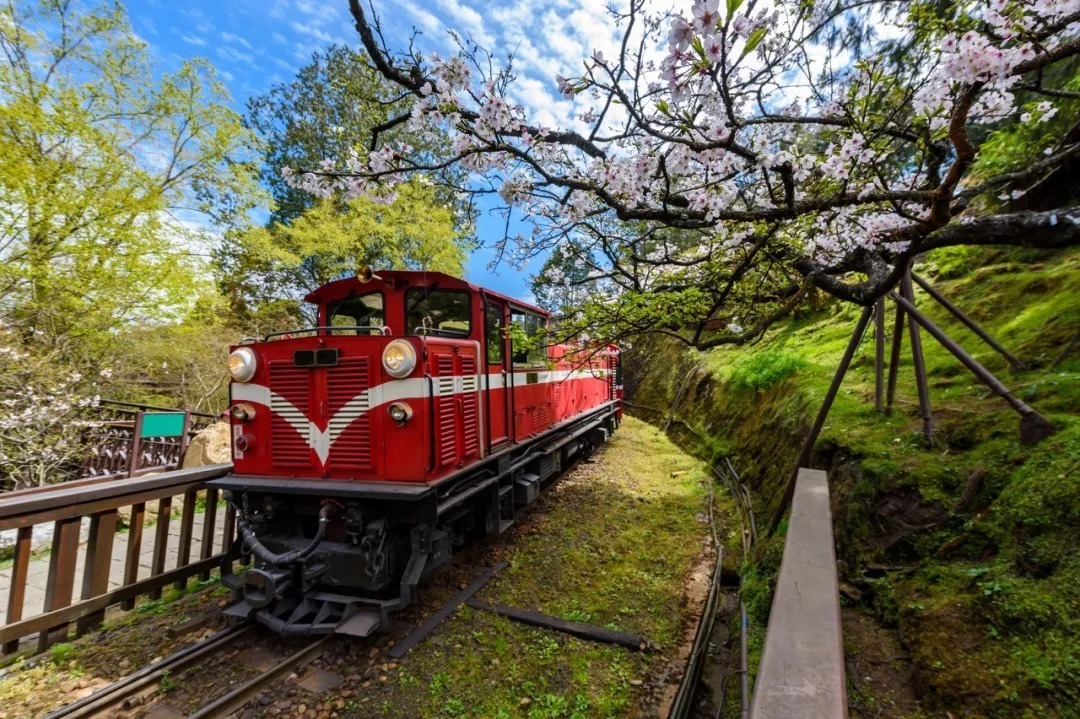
[768,305,873,535]
[238,504,330,567]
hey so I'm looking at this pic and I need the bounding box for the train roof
[303,270,550,317]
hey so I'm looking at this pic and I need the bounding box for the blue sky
[128,0,630,301]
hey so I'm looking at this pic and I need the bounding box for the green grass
[726,350,808,392]
[342,417,727,719]
[627,246,1080,717]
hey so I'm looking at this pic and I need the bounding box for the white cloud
[221,32,253,50]
[180,34,206,47]
[216,45,258,68]
[434,0,495,47]
[290,20,335,44]
[296,0,344,25]
[403,6,443,36]
[272,57,296,72]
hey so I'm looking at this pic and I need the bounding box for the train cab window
[485,302,504,363]
[406,288,471,337]
[510,310,548,367]
[327,292,384,335]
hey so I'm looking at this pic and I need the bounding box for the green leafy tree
[220,179,470,323]
[220,44,474,323]
[245,44,466,226]
[531,244,597,317]
[0,0,263,356]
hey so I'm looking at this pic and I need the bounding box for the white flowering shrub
[291,0,1080,349]
[0,326,99,491]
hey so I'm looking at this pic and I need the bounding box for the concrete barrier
[751,468,847,718]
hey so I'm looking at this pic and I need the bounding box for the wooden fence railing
[751,468,848,718]
[78,401,219,482]
[0,463,234,654]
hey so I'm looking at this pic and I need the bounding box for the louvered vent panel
[537,403,551,430]
[436,354,458,467]
[326,357,373,470]
[460,355,479,458]
[610,357,618,397]
[269,361,311,468]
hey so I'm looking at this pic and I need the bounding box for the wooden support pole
[885,298,905,416]
[178,412,192,466]
[891,292,1055,445]
[901,273,934,443]
[3,526,33,654]
[911,272,1025,371]
[769,306,873,536]
[76,510,118,635]
[128,411,144,478]
[1051,332,1078,368]
[874,297,886,412]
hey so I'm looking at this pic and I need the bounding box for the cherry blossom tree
[0,324,99,490]
[289,0,1079,349]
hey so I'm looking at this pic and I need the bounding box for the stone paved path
[0,508,228,626]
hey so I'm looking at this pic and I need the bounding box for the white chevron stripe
[230,368,609,464]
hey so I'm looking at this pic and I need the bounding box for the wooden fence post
[128,411,145,478]
[2,527,32,654]
[76,510,118,635]
[38,517,82,652]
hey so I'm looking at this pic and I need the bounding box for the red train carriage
[211,270,620,637]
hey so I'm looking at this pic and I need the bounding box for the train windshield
[406,287,471,337]
[327,291,385,334]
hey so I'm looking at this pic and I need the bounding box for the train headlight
[382,340,416,378]
[388,401,413,424]
[227,348,257,382]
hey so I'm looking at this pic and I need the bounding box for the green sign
[139,412,187,438]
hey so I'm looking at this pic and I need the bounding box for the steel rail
[45,622,255,719]
[668,470,724,719]
[188,635,332,718]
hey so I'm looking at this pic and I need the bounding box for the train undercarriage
[211,404,619,637]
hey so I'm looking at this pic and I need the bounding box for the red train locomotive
[212,270,621,637]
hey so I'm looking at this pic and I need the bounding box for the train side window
[327,292,384,335]
[511,310,548,367]
[406,288,471,337]
[485,303,504,364]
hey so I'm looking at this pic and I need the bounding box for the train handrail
[262,325,389,340]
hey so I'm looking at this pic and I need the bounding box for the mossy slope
[625,247,1080,718]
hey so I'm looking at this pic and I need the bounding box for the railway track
[187,633,331,718]
[44,620,332,719]
[45,622,254,718]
